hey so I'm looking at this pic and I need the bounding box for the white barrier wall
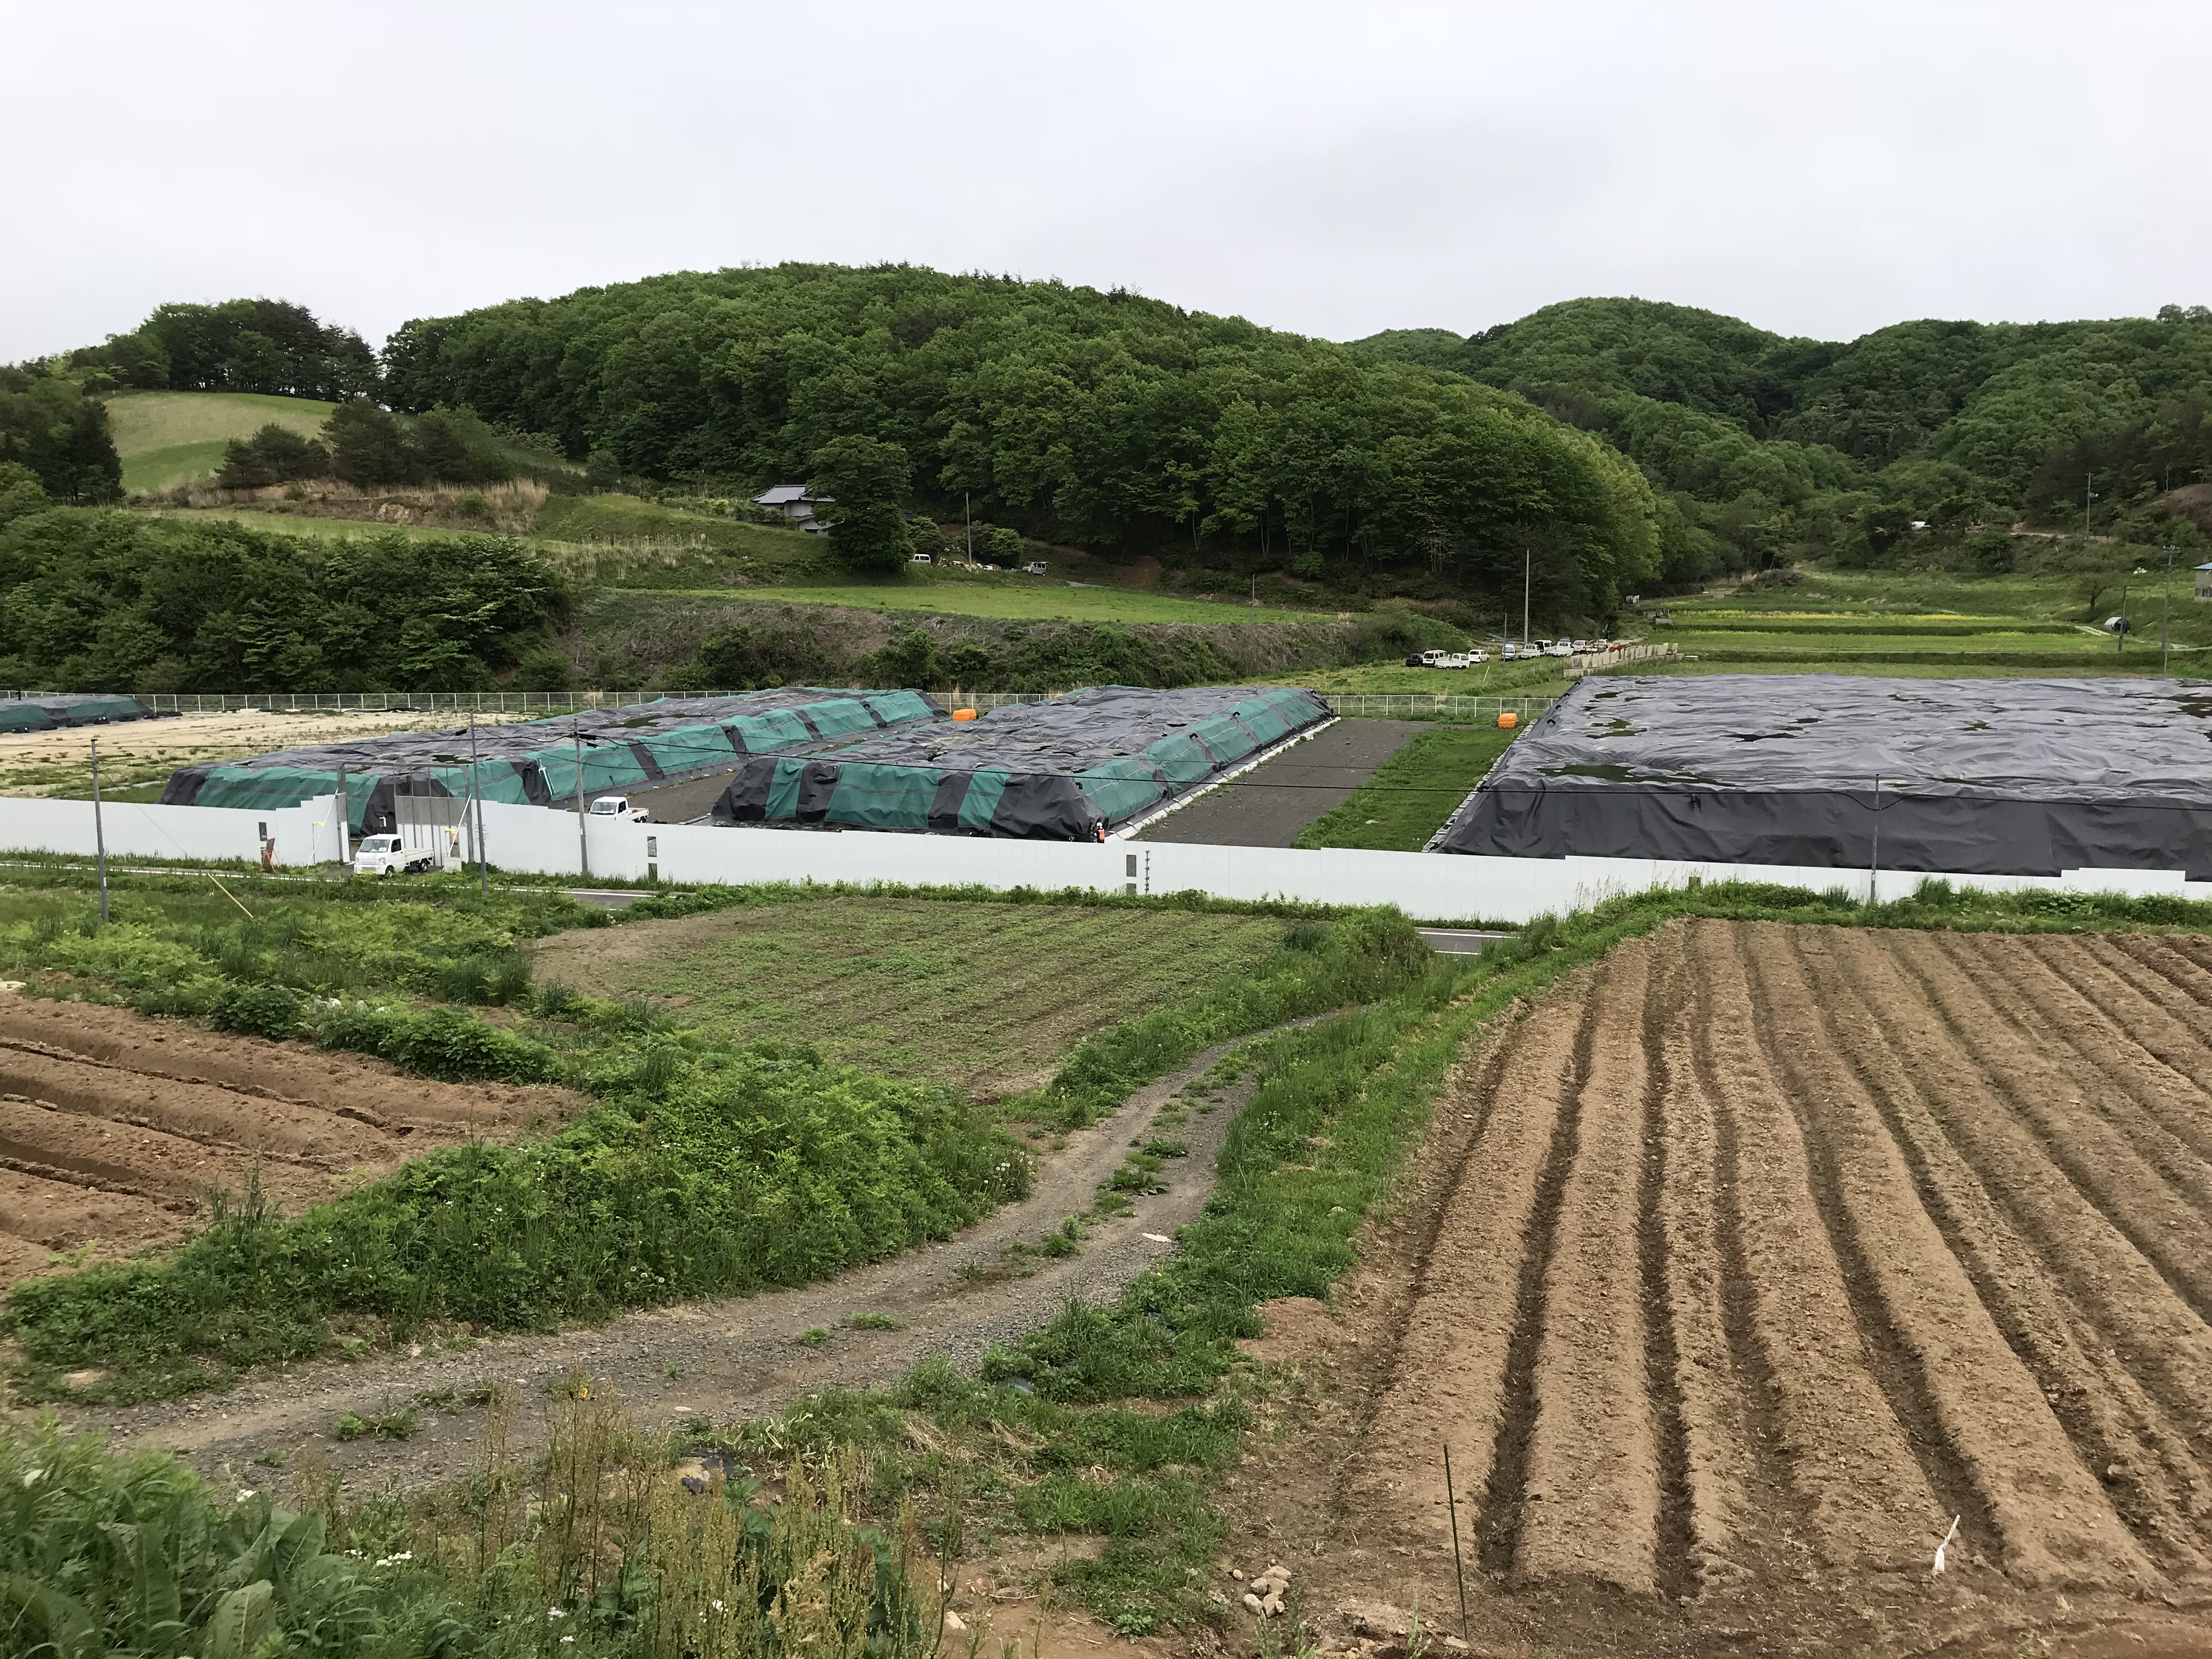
[471,800,2212,924]
[0,793,346,868]
[0,794,2202,924]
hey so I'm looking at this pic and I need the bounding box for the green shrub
[210,981,307,1040]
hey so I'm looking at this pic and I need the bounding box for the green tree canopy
[809,434,914,574]
[0,371,122,501]
[381,262,1660,616]
[0,511,569,691]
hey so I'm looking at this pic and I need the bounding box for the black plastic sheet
[714,685,1331,839]
[1429,674,2212,878]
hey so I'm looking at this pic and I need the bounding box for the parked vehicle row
[1400,639,1624,668]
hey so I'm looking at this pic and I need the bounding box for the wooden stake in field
[1443,1441,1470,1638]
[89,737,109,922]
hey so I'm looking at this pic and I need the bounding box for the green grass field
[1297,725,1519,850]
[104,391,337,494]
[653,577,1334,624]
[528,894,1288,1097]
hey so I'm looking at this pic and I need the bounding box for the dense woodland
[381,266,1664,622]
[8,273,2211,644]
[1356,297,2212,581]
[0,482,567,691]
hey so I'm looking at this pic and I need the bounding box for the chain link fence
[1,687,1557,723]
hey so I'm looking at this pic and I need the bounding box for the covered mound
[0,695,159,732]
[1429,674,2212,878]
[714,685,1331,839]
[159,689,943,836]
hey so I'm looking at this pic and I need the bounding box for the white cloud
[7,0,2206,360]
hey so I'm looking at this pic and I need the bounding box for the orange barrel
[1498,710,1519,730]
[951,708,979,721]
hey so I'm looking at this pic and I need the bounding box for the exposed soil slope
[0,996,577,1282]
[1245,920,2212,1658]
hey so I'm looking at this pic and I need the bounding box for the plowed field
[1339,919,2212,1654]
[0,997,577,1284]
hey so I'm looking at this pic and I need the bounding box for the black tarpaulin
[1428,674,2212,878]
[713,685,1332,839]
[157,689,944,835]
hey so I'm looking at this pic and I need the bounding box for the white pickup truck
[588,795,652,823]
[352,833,451,877]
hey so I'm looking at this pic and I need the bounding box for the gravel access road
[1135,719,1430,847]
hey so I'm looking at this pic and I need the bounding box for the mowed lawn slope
[531,895,1289,1097]
[105,390,337,493]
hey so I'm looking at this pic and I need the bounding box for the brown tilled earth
[0,997,578,1284]
[1226,919,2212,1658]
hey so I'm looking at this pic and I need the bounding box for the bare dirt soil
[0,707,534,798]
[1224,919,2212,1658]
[66,1030,1271,1499]
[0,996,578,1283]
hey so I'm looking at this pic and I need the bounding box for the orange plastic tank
[1498,710,1519,730]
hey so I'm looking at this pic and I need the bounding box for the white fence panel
[0,796,2203,926]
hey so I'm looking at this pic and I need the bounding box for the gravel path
[1135,719,1429,846]
[72,1029,1277,1493]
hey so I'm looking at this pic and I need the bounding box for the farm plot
[0,995,574,1284]
[529,895,1286,1097]
[1346,917,2212,1642]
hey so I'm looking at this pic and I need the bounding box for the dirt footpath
[1226,919,2212,1659]
[0,997,577,1283]
[71,1029,1271,1497]
[1136,719,1428,846]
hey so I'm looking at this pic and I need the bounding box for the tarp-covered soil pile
[714,685,1331,839]
[0,695,160,732]
[158,689,944,836]
[1430,674,2212,877]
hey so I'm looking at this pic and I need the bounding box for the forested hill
[1353,297,2212,577]
[381,264,1660,620]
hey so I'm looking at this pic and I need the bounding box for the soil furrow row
[1734,925,2005,1573]
[2076,936,2212,1071]
[1760,927,2153,1585]
[1676,922,1814,1588]
[1957,936,2212,1195]
[1476,970,1604,1576]
[1822,930,2212,1565]
[2111,935,2212,1018]
[1686,922,1944,1575]
[1887,933,2212,1321]
[1634,943,1700,1600]
[1340,994,1582,1553]
[1519,940,1663,1592]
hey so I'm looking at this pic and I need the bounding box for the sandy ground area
[0,709,536,796]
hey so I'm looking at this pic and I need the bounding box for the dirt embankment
[1236,921,2212,1659]
[0,996,578,1283]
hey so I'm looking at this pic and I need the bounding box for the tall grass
[0,1397,937,1659]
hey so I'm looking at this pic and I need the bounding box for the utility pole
[964,492,973,564]
[2162,543,2175,676]
[469,714,488,895]
[90,738,109,922]
[1522,549,1532,646]
[334,764,348,867]
[573,722,590,879]
[1870,774,1882,905]
[2085,472,2096,539]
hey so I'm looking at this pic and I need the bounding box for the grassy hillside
[103,390,336,493]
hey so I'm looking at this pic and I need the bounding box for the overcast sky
[9,0,2209,362]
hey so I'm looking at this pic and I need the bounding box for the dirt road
[74,1029,1269,1494]
[1136,720,1428,846]
[1234,919,2212,1658]
[0,998,575,1283]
